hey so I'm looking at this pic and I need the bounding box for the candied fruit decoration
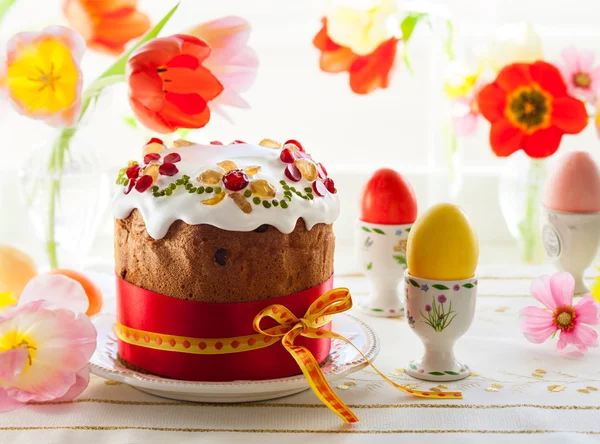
[312,180,327,197]
[164,152,181,163]
[280,148,295,163]
[144,153,161,164]
[159,163,178,176]
[126,164,140,179]
[250,179,276,199]
[233,140,246,144]
[214,248,228,266]
[243,165,262,176]
[317,163,328,180]
[324,177,336,193]
[143,163,160,183]
[294,159,318,181]
[210,141,223,145]
[124,179,136,194]
[223,170,249,191]
[217,160,238,173]
[198,169,224,185]
[172,139,194,149]
[202,191,226,205]
[259,138,281,149]
[147,137,163,145]
[284,139,304,152]
[283,143,300,153]
[135,175,153,193]
[229,193,253,214]
[143,139,164,155]
[285,164,302,182]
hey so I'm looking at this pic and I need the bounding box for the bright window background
[1,0,600,269]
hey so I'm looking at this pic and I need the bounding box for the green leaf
[393,255,407,266]
[405,228,411,232]
[123,116,138,129]
[400,13,428,42]
[444,371,460,375]
[0,0,16,23]
[361,227,372,233]
[366,262,373,271]
[444,20,455,60]
[409,279,420,288]
[177,128,190,138]
[409,364,418,370]
[99,3,180,80]
[373,228,386,235]
[432,284,449,290]
[462,283,475,289]
[371,308,384,312]
[428,371,445,376]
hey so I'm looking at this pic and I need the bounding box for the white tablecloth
[1,266,600,444]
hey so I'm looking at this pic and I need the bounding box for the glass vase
[19,132,110,269]
[498,151,547,264]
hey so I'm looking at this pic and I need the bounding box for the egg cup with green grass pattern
[357,221,412,317]
[404,271,477,381]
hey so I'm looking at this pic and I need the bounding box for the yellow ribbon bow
[253,287,463,423]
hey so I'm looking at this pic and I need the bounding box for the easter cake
[112,138,339,381]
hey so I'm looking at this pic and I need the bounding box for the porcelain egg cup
[541,207,600,295]
[404,271,477,382]
[357,221,412,317]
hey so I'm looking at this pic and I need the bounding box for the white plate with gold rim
[90,313,379,403]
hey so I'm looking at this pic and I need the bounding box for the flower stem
[517,159,545,264]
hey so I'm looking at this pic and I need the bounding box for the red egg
[360,168,418,224]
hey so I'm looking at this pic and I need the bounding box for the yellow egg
[0,245,37,299]
[407,203,479,280]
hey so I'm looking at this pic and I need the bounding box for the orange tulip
[126,34,224,134]
[313,18,399,95]
[63,0,150,55]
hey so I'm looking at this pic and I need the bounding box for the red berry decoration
[324,177,336,193]
[164,152,181,163]
[124,179,136,195]
[146,137,164,146]
[284,139,304,152]
[144,153,161,164]
[233,140,246,144]
[159,163,179,176]
[210,141,223,145]
[223,169,249,191]
[135,175,153,193]
[126,164,140,179]
[317,163,328,180]
[312,180,327,197]
[280,148,295,163]
[285,164,302,182]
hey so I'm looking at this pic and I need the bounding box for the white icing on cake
[112,142,340,239]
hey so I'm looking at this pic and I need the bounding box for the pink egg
[543,151,600,213]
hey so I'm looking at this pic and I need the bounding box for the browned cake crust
[114,209,335,303]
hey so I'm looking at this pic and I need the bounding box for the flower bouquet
[445,24,596,263]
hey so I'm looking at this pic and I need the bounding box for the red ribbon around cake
[116,276,462,423]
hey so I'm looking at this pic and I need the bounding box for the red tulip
[126,34,224,134]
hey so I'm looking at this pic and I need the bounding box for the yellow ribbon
[253,287,463,423]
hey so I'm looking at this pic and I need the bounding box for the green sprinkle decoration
[169,183,177,190]
[153,192,161,197]
[182,175,190,181]
[151,186,159,192]
[189,187,197,193]
[304,187,312,193]
[205,186,214,193]
[176,179,183,185]
[290,187,297,192]
[280,180,286,185]
[262,200,272,208]
[197,186,205,194]
[272,200,279,207]
[214,187,222,194]
[165,189,173,196]
[253,197,261,205]
[280,201,288,209]
[284,191,292,197]
[244,189,252,198]
[285,196,292,202]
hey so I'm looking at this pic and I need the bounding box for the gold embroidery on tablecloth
[0,426,599,434]
[547,385,566,393]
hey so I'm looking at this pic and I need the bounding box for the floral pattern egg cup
[357,222,412,317]
[404,271,477,381]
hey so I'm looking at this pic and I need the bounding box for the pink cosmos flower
[519,272,599,354]
[0,275,96,412]
[559,47,600,103]
[188,16,259,121]
[451,81,485,137]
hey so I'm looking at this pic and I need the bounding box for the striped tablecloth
[1,265,599,444]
